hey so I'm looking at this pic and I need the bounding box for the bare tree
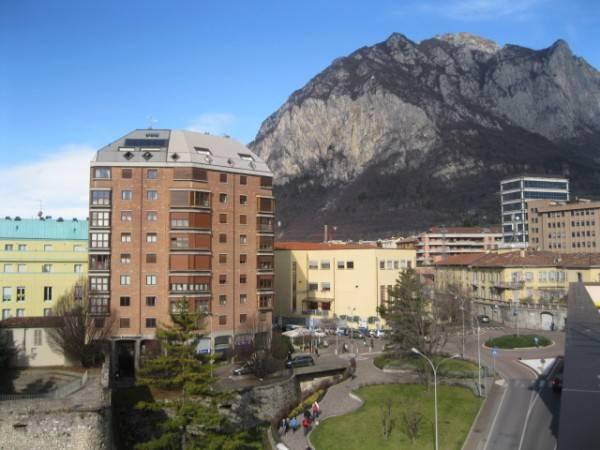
[380,399,395,440]
[402,410,423,442]
[47,279,113,367]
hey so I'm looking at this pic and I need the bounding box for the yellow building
[274,241,416,328]
[0,218,88,319]
[434,250,600,304]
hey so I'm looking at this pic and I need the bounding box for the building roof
[529,199,600,213]
[92,129,272,176]
[501,174,569,182]
[275,241,379,251]
[0,316,64,329]
[0,219,88,241]
[427,226,502,234]
[434,251,600,268]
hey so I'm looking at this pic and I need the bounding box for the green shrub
[485,334,551,349]
[288,389,324,418]
[271,333,293,360]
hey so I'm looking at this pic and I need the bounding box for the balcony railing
[301,309,330,317]
[493,281,525,290]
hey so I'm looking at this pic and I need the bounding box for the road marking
[517,390,538,450]
[482,380,508,450]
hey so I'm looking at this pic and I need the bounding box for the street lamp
[411,348,460,450]
[205,312,214,379]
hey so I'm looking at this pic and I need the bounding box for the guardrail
[0,370,88,402]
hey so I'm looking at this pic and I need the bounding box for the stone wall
[473,301,567,331]
[0,375,111,450]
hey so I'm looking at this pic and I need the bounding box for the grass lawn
[311,384,481,450]
[485,334,551,349]
[374,354,479,376]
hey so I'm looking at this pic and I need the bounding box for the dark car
[285,355,315,369]
[478,315,491,324]
[232,362,254,376]
[551,375,563,393]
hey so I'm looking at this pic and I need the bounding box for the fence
[0,370,88,402]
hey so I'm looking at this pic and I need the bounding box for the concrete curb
[461,380,495,450]
[482,339,555,352]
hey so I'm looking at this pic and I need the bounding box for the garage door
[541,312,553,330]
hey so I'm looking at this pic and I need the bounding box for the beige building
[274,242,416,328]
[0,316,73,367]
[434,250,600,305]
[528,199,600,252]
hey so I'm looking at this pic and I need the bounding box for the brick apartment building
[89,129,274,371]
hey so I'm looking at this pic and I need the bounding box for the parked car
[285,355,315,369]
[551,375,563,393]
[350,329,365,339]
[232,362,254,376]
[478,315,491,324]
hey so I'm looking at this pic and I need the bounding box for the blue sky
[0,0,598,218]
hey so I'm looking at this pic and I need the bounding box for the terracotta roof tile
[434,251,600,268]
[275,241,379,250]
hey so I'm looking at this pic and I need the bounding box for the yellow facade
[274,245,416,327]
[0,237,88,319]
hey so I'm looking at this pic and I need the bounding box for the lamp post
[205,312,214,379]
[411,348,460,450]
[459,299,465,357]
[477,324,482,397]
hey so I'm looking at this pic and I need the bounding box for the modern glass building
[501,175,569,246]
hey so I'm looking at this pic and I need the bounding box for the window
[386,260,393,270]
[147,169,158,179]
[33,329,42,346]
[91,190,111,206]
[238,153,254,162]
[219,254,227,264]
[94,318,105,328]
[4,244,13,251]
[90,277,109,292]
[43,286,52,301]
[146,253,157,264]
[321,261,331,270]
[309,260,318,270]
[16,308,24,318]
[146,318,157,328]
[308,283,318,291]
[146,233,157,243]
[121,169,132,179]
[122,190,133,200]
[120,296,130,307]
[147,190,158,200]
[337,261,345,269]
[219,193,228,204]
[220,173,228,183]
[219,234,227,243]
[74,264,83,273]
[120,253,131,264]
[394,260,399,270]
[240,314,247,324]
[219,295,227,305]
[2,309,10,319]
[240,274,247,284]
[240,294,247,304]
[219,315,227,325]
[120,318,130,328]
[91,232,110,249]
[240,175,247,185]
[219,274,227,284]
[379,261,385,270]
[240,234,248,245]
[321,282,331,291]
[240,215,247,225]
[240,254,247,264]
[219,213,227,224]
[346,261,354,269]
[19,244,27,251]
[91,211,110,227]
[3,264,12,273]
[146,275,157,285]
[121,233,132,243]
[42,264,53,273]
[146,296,156,306]
[120,275,131,285]
[94,167,111,179]
[147,211,158,222]
[121,211,132,222]
[90,297,109,315]
[2,287,11,301]
[16,287,25,302]
[240,195,248,205]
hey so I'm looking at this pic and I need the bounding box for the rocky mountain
[249,32,600,240]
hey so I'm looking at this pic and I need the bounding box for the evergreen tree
[136,300,262,450]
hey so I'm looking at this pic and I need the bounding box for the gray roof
[92,129,272,176]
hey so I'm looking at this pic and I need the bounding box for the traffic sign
[491,348,498,356]
[534,336,539,346]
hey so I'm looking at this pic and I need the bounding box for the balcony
[301,309,330,317]
[493,281,525,290]
[259,294,273,310]
[257,197,275,214]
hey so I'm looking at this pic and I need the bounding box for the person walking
[350,357,357,379]
[290,416,299,432]
[302,416,312,436]
[312,400,320,419]
[315,346,319,358]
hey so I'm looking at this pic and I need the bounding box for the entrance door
[541,312,553,331]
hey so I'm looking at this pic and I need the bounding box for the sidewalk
[461,380,504,450]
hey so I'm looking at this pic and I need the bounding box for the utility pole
[477,325,482,397]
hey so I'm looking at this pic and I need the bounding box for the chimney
[324,224,328,242]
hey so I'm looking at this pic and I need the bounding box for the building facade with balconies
[434,250,600,304]
[0,218,88,320]
[89,129,274,368]
[274,242,416,328]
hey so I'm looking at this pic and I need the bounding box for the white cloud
[422,0,541,20]
[0,145,95,220]
[187,113,235,136]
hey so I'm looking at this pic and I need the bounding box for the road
[454,325,564,450]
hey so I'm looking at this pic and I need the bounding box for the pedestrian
[280,418,287,434]
[302,416,311,436]
[350,357,357,379]
[370,338,374,350]
[290,416,298,432]
[287,350,293,362]
[312,400,320,418]
[315,346,319,358]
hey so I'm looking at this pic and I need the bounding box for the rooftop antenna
[147,116,158,130]
[37,200,43,219]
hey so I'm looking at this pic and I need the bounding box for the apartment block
[501,175,569,245]
[406,227,501,266]
[434,250,600,306]
[89,129,274,367]
[528,199,600,252]
[0,218,88,320]
[274,241,416,328]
